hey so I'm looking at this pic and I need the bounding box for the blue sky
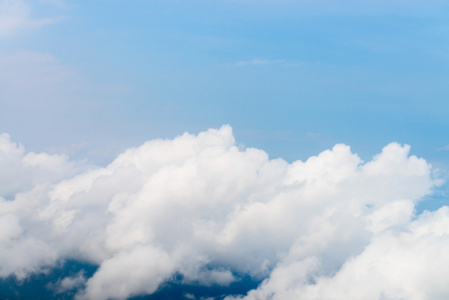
[2,1,449,299]
[2,0,449,166]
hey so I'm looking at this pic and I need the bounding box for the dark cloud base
[0,260,261,300]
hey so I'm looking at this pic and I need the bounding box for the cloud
[0,133,87,200]
[230,207,449,300]
[306,132,321,138]
[47,270,87,295]
[0,0,58,38]
[236,59,286,66]
[77,246,176,300]
[0,125,446,299]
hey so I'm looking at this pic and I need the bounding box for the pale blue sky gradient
[1,0,449,179]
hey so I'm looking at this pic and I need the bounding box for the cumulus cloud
[0,133,86,200]
[0,125,446,299]
[231,207,449,300]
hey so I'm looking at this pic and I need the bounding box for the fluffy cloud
[231,207,449,300]
[0,125,446,299]
[0,133,85,200]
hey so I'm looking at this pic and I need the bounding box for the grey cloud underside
[0,126,447,300]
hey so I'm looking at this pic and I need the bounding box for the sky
[1,0,449,299]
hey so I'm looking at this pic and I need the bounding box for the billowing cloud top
[0,126,446,300]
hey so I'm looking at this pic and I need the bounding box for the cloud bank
[0,126,446,299]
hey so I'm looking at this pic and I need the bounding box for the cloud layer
[0,126,446,299]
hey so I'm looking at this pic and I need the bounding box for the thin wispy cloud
[236,59,286,66]
[0,0,59,38]
[306,132,321,138]
[235,59,304,68]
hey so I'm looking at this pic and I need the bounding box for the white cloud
[0,125,446,299]
[48,270,87,294]
[0,133,86,200]
[76,246,176,300]
[232,207,449,300]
